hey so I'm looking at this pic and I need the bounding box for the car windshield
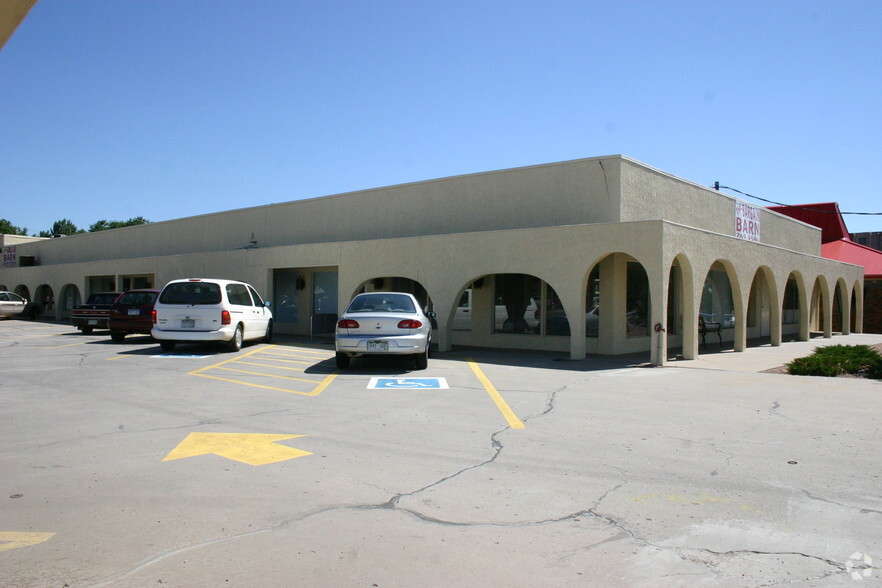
[120,292,157,305]
[92,293,120,304]
[346,294,416,313]
[159,282,222,305]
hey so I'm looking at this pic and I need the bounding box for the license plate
[367,340,388,351]
[128,309,140,316]
[88,319,98,325]
[181,318,195,328]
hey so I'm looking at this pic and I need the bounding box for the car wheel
[160,341,176,352]
[226,324,243,352]
[110,330,125,343]
[414,346,429,370]
[335,352,350,369]
[264,320,273,343]
[81,326,93,334]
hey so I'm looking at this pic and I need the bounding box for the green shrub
[786,345,882,379]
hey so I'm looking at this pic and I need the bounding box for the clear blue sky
[2,0,881,235]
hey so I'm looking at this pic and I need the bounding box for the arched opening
[831,281,845,333]
[810,278,827,334]
[746,267,775,346]
[582,253,652,357]
[14,284,31,302]
[850,287,858,333]
[59,284,82,320]
[699,262,736,351]
[781,273,802,341]
[35,284,55,317]
[353,276,432,315]
[448,273,574,353]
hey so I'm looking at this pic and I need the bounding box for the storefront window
[453,288,472,331]
[782,278,799,324]
[626,262,649,337]
[700,269,735,328]
[273,270,302,324]
[542,284,569,335]
[666,264,680,335]
[494,274,540,334]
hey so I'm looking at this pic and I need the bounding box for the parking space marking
[467,359,525,429]
[44,340,92,349]
[188,345,337,396]
[0,532,56,552]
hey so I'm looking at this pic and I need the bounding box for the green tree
[38,219,84,237]
[0,218,28,235]
[89,216,150,232]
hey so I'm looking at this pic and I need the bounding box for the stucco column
[839,289,851,335]
[649,271,668,367]
[798,280,811,341]
[770,283,783,347]
[597,256,619,356]
[435,308,452,352]
[733,279,747,353]
[854,283,864,333]
[565,280,587,360]
[823,294,834,338]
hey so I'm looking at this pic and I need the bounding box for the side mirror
[265,301,272,308]
[426,310,436,318]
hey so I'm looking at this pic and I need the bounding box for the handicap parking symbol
[368,377,449,390]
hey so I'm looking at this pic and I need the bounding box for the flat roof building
[0,155,864,365]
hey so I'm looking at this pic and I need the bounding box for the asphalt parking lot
[1,320,881,587]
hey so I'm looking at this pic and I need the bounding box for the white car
[151,278,273,352]
[0,291,39,319]
[335,292,433,370]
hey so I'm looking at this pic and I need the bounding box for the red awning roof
[822,240,882,279]
[767,202,850,243]
[767,201,882,279]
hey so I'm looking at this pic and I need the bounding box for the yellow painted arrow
[163,433,313,466]
[0,532,55,552]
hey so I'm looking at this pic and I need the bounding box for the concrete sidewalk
[668,332,882,373]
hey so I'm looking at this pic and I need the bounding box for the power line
[713,182,882,216]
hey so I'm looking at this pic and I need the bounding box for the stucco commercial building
[0,155,864,365]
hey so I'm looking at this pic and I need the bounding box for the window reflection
[586,266,600,337]
[700,269,735,328]
[626,262,649,337]
[783,278,799,324]
[494,274,540,334]
[542,284,569,336]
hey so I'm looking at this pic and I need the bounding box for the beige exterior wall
[618,159,822,255]
[0,156,863,365]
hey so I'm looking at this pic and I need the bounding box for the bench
[698,316,722,349]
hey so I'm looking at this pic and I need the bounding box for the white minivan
[151,278,273,352]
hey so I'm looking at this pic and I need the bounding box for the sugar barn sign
[3,246,16,268]
[735,202,760,242]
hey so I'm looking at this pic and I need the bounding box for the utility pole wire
[713,183,882,216]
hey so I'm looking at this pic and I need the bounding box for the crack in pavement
[88,371,856,586]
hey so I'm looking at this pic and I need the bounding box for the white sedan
[335,292,433,370]
[0,291,39,319]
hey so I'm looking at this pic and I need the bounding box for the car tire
[160,341,176,352]
[110,330,125,343]
[335,352,350,369]
[264,320,273,344]
[226,324,243,352]
[81,326,93,335]
[414,346,429,370]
